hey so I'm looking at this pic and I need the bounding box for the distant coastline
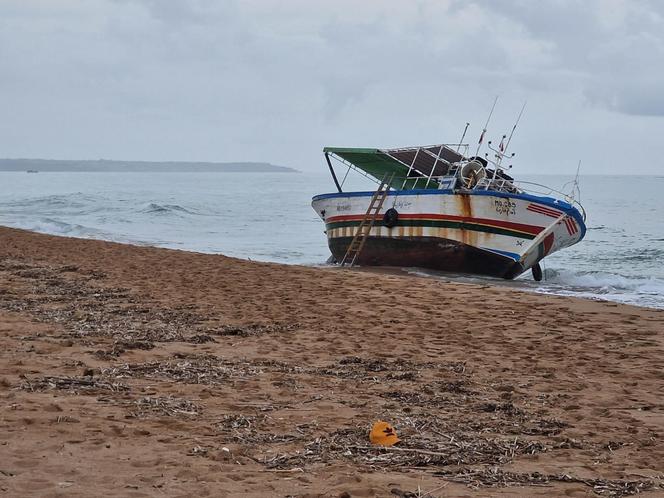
[0,158,297,173]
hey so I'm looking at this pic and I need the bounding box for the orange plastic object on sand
[369,421,399,447]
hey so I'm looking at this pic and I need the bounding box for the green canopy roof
[324,145,465,190]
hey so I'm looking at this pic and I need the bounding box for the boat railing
[517,180,586,221]
[401,175,586,221]
[476,178,586,221]
[331,155,586,221]
[475,177,520,193]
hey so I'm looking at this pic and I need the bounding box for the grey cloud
[474,0,664,117]
[0,0,663,173]
[111,0,225,25]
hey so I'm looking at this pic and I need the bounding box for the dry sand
[1,226,664,497]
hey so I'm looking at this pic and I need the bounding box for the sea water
[1,171,663,309]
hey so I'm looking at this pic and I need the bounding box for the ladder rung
[340,173,394,267]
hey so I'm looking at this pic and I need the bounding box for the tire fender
[383,208,399,228]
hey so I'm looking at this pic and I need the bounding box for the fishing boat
[311,139,586,281]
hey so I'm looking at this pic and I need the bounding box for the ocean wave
[18,217,114,239]
[406,267,664,309]
[140,203,197,215]
[620,248,664,262]
[1,217,158,248]
[542,269,664,293]
[0,193,113,217]
[535,269,664,308]
[16,193,101,206]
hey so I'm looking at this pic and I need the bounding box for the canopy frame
[324,144,469,191]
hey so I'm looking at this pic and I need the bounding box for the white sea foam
[20,218,111,238]
[533,269,664,308]
[407,267,664,309]
[542,269,664,294]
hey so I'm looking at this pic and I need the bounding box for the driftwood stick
[261,468,305,473]
[348,445,450,458]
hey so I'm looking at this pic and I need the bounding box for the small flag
[478,129,486,144]
[499,136,505,152]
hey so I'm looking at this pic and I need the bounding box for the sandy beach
[1,226,663,497]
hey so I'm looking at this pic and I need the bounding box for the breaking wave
[534,269,664,308]
[140,203,197,215]
[15,217,115,240]
[3,193,108,214]
[407,267,664,310]
[542,269,662,291]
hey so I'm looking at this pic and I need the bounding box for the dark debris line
[0,257,300,346]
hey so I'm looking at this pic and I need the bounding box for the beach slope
[1,227,663,497]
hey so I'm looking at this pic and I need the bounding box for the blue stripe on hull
[481,247,520,261]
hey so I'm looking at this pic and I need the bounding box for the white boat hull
[311,189,585,279]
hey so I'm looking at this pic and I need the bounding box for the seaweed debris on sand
[1,226,664,497]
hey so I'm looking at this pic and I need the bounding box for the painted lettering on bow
[494,198,516,216]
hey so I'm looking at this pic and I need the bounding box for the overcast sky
[1,0,663,174]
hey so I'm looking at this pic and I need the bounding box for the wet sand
[1,226,664,497]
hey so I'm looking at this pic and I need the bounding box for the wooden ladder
[340,174,394,267]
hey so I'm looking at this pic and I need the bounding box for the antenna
[474,96,499,157]
[489,135,515,167]
[574,159,582,184]
[571,160,582,201]
[487,138,515,185]
[456,122,470,153]
[502,100,527,157]
[562,160,582,204]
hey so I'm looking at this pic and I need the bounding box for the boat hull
[329,235,527,278]
[311,189,586,279]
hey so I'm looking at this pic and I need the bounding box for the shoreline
[2,222,661,313]
[1,226,664,496]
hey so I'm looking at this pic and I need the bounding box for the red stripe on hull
[527,202,561,215]
[326,212,544,236]
[527,204,561,218]
[564,217,577,235]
